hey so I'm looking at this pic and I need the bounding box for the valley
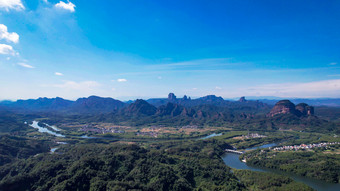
[0,94,339,190]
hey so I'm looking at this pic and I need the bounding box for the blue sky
[0,0,340,100]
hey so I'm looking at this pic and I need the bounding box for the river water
[222,143,340,191]
[29,121,65,137]
[200,133,222,140]
[28,121,118,140]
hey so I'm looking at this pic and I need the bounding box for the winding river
[29,121,65,137]
[222,143,340,191]
[28,121,119,140]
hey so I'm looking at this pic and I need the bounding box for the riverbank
[222,143,340,191]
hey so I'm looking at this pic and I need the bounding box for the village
[78,123,204,137]
[272,142,340,151]
[242,133,267,139]
[79,124,125,134]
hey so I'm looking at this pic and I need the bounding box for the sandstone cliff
[267,100,314,117]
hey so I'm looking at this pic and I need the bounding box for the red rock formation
[267,100,314,117]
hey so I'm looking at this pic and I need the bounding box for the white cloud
[17,62,34,68]
[55,72,63,76]
[0,24,19,43]
[215,86,222,90]
[55,1,75,12]
[117,78,127,82]
[53,81,100,90]
[157,76,162,80]
[239,79,340,98]
[0,44,15,55]
[0,0,24,11]
[329,62,337,66]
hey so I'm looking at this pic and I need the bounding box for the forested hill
[0,140,245,191]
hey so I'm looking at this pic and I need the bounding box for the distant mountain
[0,94,271,118]
[1,95,337,132]
[120,99,157,116]
[157,102,195,117]
[258,98,340,107]
[72,96,126,113]
[0,96,126,114]
[146,98,168,107]
[1,97,72,112]
[147,93,269,110]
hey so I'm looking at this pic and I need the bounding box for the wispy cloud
[17,62,34,68]
[0,24,19,43]
[117,78,127,82]
[146,58,244,71]
[55,1,76,12]
[329,62,337,66]
[55,72,63,76]
[0,0,25,11]
[52,81,100,90]
[238,79,340,98]
[0,44,15,55]
[215,86,222,90]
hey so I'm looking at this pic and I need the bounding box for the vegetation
[244,147,340,183]
[0,99,338,190]
[233,170,313,191]
[0,140,245,191]
[0,135,50,166]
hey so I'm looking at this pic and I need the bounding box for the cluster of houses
[149,125,166,130]
[181,125,199,129]
[242,133,267,139]
[79,125,125,134]
[273,142,339,151]
[136,131,158,137]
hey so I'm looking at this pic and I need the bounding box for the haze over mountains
[0,93,320,123]
[1,93,339,114]
[0,92,338,134]
[0,93,270,114]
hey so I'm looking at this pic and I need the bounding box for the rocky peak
[168,93,177,101]
[267,100,314,117]
[267,100,297,117]
[183,95,188,100]
[296,103,314,116]
[239,96,247,102]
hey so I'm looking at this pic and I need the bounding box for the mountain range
[0,93,338,132]
[0,93,269,114]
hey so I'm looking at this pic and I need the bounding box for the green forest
[244,147,340,183]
